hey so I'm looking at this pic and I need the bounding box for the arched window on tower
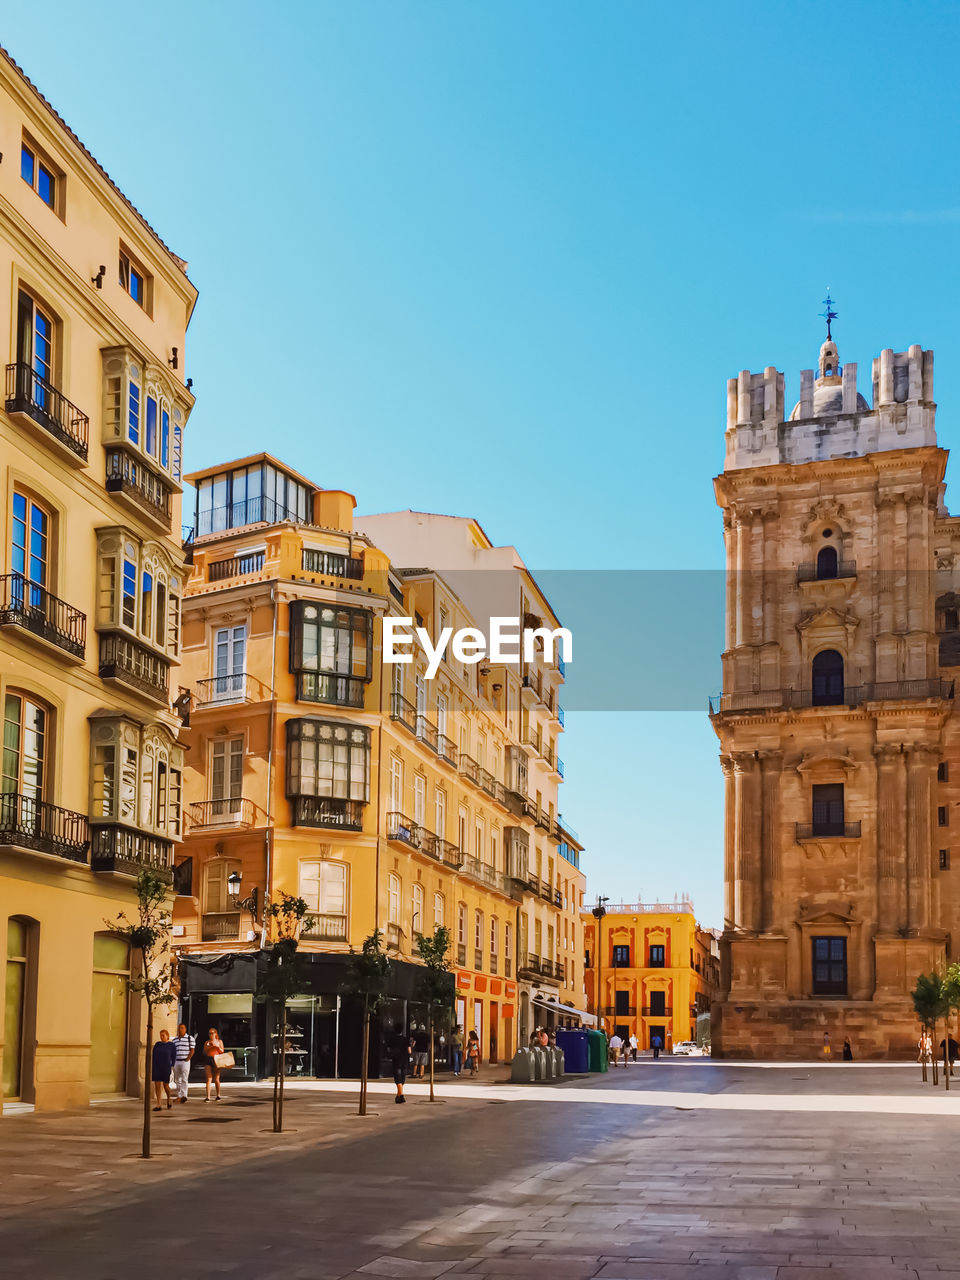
[812,649,844,706]
[816,545,838,580]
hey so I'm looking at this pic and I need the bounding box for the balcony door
[812,783,845,836]
[2,693,47,839]
[299,859,347,941]
[16,290,53,410]
[213,625,246,700]
[202,858,242,941]
[11,490,49,610]
[4,918,32,1100]
[210,737,244,822]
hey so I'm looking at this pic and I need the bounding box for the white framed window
[299,860,347,921]
[490,915,499,956]
[388,872,401,924]
[435,787,446,839]
[493,745,501,782]
[412,882,424,934]
[505,922,513,962]
[457,902,467,946]
[213,625,246,700]
[458,805,468,854]
[474,816,485,861]
[436,692,447,738]
[414,774,426,827]
[474,909,484,951]
[390,756,404,813]
[491,828,499,872]
[434,893,444,928]
[477,731,486,769]
[211,736,244,817]
[415,673,426,719]
[204,858,241,913]
[392,661,403,698]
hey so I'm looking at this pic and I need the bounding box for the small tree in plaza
[257,893,313,1133]
[106,869,175,1159]
[341,930,393,1116]
[912,971,946,1086]
[415,925,455,1102]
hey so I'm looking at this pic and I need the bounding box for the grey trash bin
[510,1048,535,1082]
[531,1047,546,1080]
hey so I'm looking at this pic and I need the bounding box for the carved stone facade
[712,329,960,1059]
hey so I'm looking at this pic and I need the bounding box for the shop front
[455,969,516,1064]
[178,951,454,1081]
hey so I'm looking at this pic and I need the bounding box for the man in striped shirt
[170,1024,195,1103]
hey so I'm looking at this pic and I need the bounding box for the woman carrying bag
[203,1026,232,1101]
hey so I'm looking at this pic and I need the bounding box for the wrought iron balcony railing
[301,548,364,579]
[389,692,418,734]
[295,671,366,708]
[437,734,458,767]
[99,632,170,701]
[640,1006,672,1017]
[202,912,241,942]
[5,361,89,460]
[303,912,348,942]
[797,560,856,583]
[0,792,89,863]
[0,574,85,658]
[187,798,258,830]
[459,753,480,784]
[194,672,274,707]
[90,822,174,877]
[208,551,265,581]
[710,678,955,714]
[291,796,364,831]
[796,821,862,840]
[604,1005,637,1017]
[460,855,509,894]
[104,448,172,526]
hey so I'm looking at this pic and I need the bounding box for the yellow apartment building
[173,458,588,1078]
[582,899,719,1051]
[0,48,196,1111]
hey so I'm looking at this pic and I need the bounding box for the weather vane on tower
[820,291,838,340]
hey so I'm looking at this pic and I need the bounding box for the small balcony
[301,548,364,579]
[90,822,174,878]
[202,912,242,942]
[0,574,85,660]
[99,632,170,703]
[459,753,480,784]
[460,855,509,894]
[797,560,856,584]
[5,361,89,462]
[193,672,273,709]
[605,1005,637,1017]
[187,798,259,831]
[641,1006,672,1017]
[295,671,366,708]
[104,447,173,529]
[208,551,265,581]
[291,796,364,831]
[477,767,506,806]
[415,714,438,753]
[303,912,349,942]
[518,953,542,978]
[389,693,418,735]
[437,734,458,768]
[0,792,89,863]
[386,810,422,849]
[796,821,861,840]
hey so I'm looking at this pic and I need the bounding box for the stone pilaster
[721,754,736,928]
[733,752,762,933]
[759,750,782,932]
[875,744,905,933]
[906,744,936,932]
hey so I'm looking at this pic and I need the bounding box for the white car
[672,1041,702,1056]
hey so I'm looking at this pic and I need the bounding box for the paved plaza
[2,1060,959,1279]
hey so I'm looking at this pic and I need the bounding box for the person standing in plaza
[822,1032,832,1060]
[629,1033,638,1062]
[413,1023,429,1078]
[151,1029,177,1111]
[609,1031,623,1066]
[467,1029,480,1076]
[170,1023,195,1103]
[203,1026,225,1101]
[651,1034,662,1060]
[842,1036,853,1061]
[391,1030,411,1104]
[449,1024,464,1077]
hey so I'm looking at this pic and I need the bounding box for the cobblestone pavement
[2,1061,959,1279]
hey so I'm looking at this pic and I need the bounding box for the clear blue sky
[9,1,960,926]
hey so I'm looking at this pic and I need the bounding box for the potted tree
[341,931,393,1115]
[415,926,455,1102]
[256,893,313,1133]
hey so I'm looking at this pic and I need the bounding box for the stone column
[893,496,908,637]
[734,752,762,933]
[723,513,736,655]
[759,750,782,932]
[875,744,905,933]
[906,744,936,932]
[721,754,736,929]
[906,490,928,644]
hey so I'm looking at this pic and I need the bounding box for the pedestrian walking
[822,1032,832,1060]
[449,1024,464,1077]
[203,1026,225,1101]
[413,1023,429,1078]
[651,1034,662,1060]
[938,1035,959,1075]
[629,1033,638,1062]
[842,1036,853,1061]
[170,1022,195,1103]
[151,1029,177,1111]
[609,1031,623,1067]
[467,1029,480,1076]
[391,1030,411,1104]
[919,1030,933,1066]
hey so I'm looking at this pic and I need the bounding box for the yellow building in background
[0,48,196,1111]
[582,899,719,1051]
[173,457,588,1078]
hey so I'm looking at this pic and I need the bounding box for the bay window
[286,718,370,829]
[289,602,372,706]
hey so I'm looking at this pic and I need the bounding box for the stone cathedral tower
[710,318,960,1059]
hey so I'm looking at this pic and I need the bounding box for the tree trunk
[946,1013,952,1091]
[142,999,153,1159]
[275,1002,288,1131]
[359,1000,370,1116]
[921,1028,928,1084]
[933,1023,939,1086]
[428,1010,435,1102]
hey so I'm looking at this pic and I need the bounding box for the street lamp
[592,896,609,1035]
[226,870,259,920]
